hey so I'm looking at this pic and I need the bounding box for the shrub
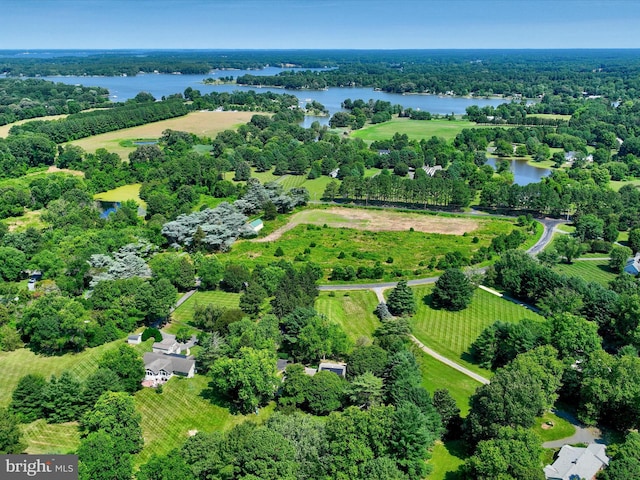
[141,327,162,342]
[274,246,285,257]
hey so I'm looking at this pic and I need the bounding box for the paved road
[527,217,567,255]
[542,409,603,448]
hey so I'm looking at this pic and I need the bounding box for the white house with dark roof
[544,444,608,480]
[143,352,196,387]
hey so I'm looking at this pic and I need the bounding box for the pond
[485,157,551,186]
[95,201,146,218]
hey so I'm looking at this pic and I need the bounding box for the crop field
[410,285,544,377]
[315,290,381,341]
[93,183,147,208]
[229,207,515,281]
[134,375,273,465]
[0,339,150,408]
[70,111,254,158]
[351,117,491,142]
[171,290,241,323]
[553,259,617,286]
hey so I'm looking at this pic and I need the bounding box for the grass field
[22,420,81,455]
[229,207,517,281]
[553,260,617,286]
[351,117,490,142]
[610,178,640,192]
[410,286,544,377]
[427,440,466,480]
[93,183,147,208]
[528,113,572,121]
[134,374,273,465]
[70,111,254,159]
[3,209,46,232]
[315,290,381,341]
[171,290,241,324]
[0,114,70,138]
[534,411,575,442]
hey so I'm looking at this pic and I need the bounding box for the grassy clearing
[70,111,254,159]
[93,183,147,208]
[171,290,241,324]
[351,117,491,142]
[134,374,273,465]
[610,179,640,192]
[229,207,516,281]
[553,260,617,286]
[315,290,381,341]
[534,411,576,442]
[0,114,70,138]
[416,349,480,416]
[3,209,46,232]
[528,113,572,121]
[0,339,150,408]
[410,286,544,377]
[22,420,81,454]
[427,440,466,480]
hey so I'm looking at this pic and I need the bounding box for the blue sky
[3,0,640,49]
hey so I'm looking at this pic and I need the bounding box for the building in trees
[544,444,609,480]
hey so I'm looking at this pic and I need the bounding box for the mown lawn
[0,339,150,408]
[351,117,491,142]
[410,286,544,377]
[553,260,617,287]
[171,290,241,324]
[315,290,381,341]
[134,374,273,465]
[534,411,576,443]
[427,440,467,480]
[22,420,81,455]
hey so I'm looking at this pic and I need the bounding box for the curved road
[542,409,603,448]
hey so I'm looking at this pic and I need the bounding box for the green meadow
[351,117,492,142]
[553,260,617,287]
[93,183,147,209]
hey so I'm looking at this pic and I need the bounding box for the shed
[127,333,142,345]
[248,218,264,233]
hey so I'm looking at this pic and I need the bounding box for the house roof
[544,444,608,480]
[624,254,640,275]
[143,352,195,376]
[249,219,263,228]
[152,332,177,351]
[318,361,347,376]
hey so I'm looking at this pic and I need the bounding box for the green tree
[210,347,280,414]
[386,280,416,316]
[278,363,312,411]
[629,228,640,254]
[42,371,84,423]
[10,373,46,422]
[98,344,145,394]
[236,428,297,480]
[197,256,223,290]
[82,391,143,455]
[433,389,462,438]
[136,451,195,480]
[0,408,25,454]
[600,431,640,480]
[239,281,267,317]
[0,246,26,281]
[347,372,384,409]
[263,201,277,220]
[221,263,250,292]
[431,268,475,311]
[78,431,133,480]
[348,345,389,379]
[81,369,123,411]
[307,370,347,415]
[149,278,178,320]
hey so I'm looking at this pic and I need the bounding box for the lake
[485,157,551,186]
[38,68,508,126]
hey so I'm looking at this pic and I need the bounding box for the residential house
[624,253,640,275]
[318,361,347,377]
[143,352,196,387]
[544,444,609,480]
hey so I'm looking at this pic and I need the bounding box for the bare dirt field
[69,111,255,158]
[254,207,479,242]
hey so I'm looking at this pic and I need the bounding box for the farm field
[410,285,545,377]
[171,290,241,324]
[351,117,490,142]
[93,183,147,208]
[70,111,254,158]
[230,207,517,281]
[315,290,380,341]
[553,259,617,286]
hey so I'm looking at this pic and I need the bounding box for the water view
[485,157,551,186]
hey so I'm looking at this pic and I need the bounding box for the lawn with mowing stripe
[315,290,380,341]
[171,290,241,323]
[134,374,274,465]
[22,420,80,455]
[410,286,544,377]
[351,117,492,142]
[0,340,150,408]
[553,260,617,286]
[427,440,466,480]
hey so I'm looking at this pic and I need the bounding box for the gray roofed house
[143,352,196,387]
[318,361,347,377]
[152,331,198,355]
[624,253,640,275]
[544,444,608,480]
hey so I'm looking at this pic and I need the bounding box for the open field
[229,208,516,281]
[70,111,254,158]
[553,259,617,286]
[315,290,381,341]
[528,113,572,121]
[427,440,466,480]
[255,207,481,243]
[171,290,241,324]
[93,183,147,208]
[0,114,71,138]
[410,285,545,377]
[4,209,46,232]
[0,339,150,408]
[610,179,640,192]
[134,374,273,465]
[22,420,81,455]
[351,117,490,142]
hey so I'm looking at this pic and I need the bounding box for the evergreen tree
[10,373,46,422]
[431,268,475,311]
[0,408,25,454]
[386,280,416,316]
